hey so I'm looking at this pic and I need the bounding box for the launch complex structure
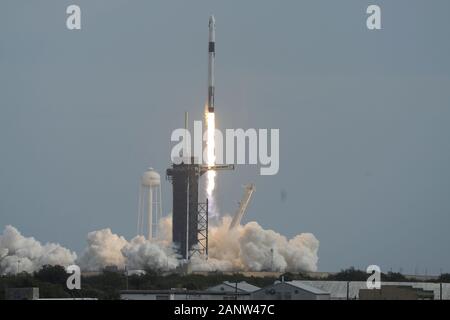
[166,16,235,260]
[167,159,233,260]
[140,17,256,261]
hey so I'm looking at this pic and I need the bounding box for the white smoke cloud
[77,228,129,270]
[0,225,77,275]
[77,216,319,273]
[192,217,319,272]
[77,216,180,271]
[1,215,319,274]
[122,236,180,271]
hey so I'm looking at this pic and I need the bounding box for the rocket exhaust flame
[206,111,217,216]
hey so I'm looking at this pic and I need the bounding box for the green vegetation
[438,273,450,283]
[326,267,368,281]
[324,267,410,282]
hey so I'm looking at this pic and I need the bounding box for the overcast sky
[1,0,450,274]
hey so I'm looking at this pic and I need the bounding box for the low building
[121,280,448,300]
[207,281,260,294]
[38,298,98,300]
[251,280,330,300]
[300,281,450,300]
[359,285,434,300]
[120,289,250,300]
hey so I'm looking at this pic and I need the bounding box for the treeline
[323,266,450,283]
[1,265,449,300]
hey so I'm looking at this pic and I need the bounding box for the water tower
[137,167,162,240]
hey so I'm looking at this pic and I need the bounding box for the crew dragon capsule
[207,15,216,113]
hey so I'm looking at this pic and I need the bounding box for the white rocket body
[207,15,215,113]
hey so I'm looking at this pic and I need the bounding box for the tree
[382,272,408,282]
[328,267,367,281]
[35,265,68,285]
[439,273,450,283]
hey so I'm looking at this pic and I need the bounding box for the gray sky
[1,0,450,273]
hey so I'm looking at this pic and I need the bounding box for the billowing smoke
[0,225,77,275]
[122,236,180,271]
[191,216,319,272]
[77,216,319,273]
[77,228,129,270]
[77,216,180,271]
[1,216,319,274]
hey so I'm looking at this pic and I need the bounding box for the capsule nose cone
[209,15,215,28]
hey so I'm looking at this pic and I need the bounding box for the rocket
[207,15,216,113]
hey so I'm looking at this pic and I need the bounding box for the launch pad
[166,159,233,259]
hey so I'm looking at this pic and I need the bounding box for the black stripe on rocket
[208,87,215,112]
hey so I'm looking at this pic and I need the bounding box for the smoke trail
[0,225,76,275]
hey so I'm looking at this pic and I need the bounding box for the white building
[207,281,260,294]
[251,281,330,300]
